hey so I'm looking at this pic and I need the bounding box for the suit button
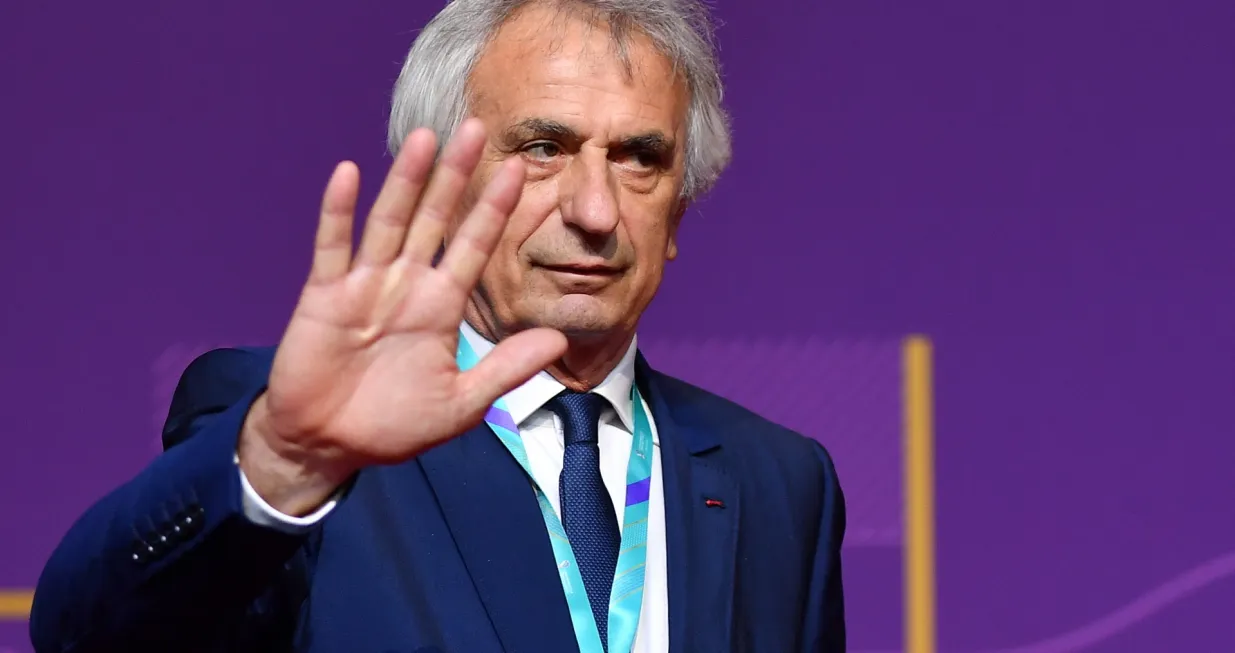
[132,541,155,565]
[158,521,182,544]
[175,514,200,537]
[148,532,169,556]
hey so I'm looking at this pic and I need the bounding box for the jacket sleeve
[800,440,847,653]
[29,348,312,653]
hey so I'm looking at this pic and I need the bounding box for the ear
[666,199,688,261]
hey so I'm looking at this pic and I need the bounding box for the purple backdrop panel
[0,623,29,653]
[4,0,1235,651]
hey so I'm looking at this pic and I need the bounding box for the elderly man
[30,0,846,651]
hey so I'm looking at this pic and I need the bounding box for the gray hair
[386,0,732,199]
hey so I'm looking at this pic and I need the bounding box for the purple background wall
[2,0,1233,651]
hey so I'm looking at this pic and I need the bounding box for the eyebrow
[500,118,676,158]
[502,118,578,145]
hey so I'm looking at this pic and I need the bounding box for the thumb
[456,328,568,411]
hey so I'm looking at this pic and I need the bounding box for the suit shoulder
[162,346,277,448]
[650,371,842,523]
[173,346,277,403]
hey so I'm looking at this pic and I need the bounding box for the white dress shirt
[237,323,669,653]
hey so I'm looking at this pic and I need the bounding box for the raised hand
[238,119,568,515]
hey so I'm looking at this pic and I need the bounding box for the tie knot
[546,391,607,445]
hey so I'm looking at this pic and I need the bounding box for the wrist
[237,394,356,517]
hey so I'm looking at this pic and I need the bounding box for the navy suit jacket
[31,346,846,653]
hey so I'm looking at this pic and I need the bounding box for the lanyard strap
[457,335,652,653]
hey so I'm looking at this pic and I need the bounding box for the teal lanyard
[457,334,652,653]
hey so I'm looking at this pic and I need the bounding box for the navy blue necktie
[547,391,619,650]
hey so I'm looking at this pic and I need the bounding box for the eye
[618,149,664,172]
[631,151,659,168]
[522,141,563,161]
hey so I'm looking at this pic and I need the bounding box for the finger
[401,118,488,264]
[309,161,360,284]
[456,328,568,412]
[435,156,526,291]
[354,129,437,267]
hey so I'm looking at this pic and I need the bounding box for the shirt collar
[459,321,641,434]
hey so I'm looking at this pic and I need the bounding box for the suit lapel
[638,356,739,653]
[419,425,579,653]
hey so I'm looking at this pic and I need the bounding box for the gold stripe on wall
[0,590,33,619]
[904,336,938,653]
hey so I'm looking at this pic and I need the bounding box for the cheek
[628,225,673,288]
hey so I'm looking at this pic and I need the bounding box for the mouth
[537,263,622,277]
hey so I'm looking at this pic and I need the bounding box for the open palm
[261,119,566,473]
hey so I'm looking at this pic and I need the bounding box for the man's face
[455,4,689,341]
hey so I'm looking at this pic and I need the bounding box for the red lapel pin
[704,498,725,508]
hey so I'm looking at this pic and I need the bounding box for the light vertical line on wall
[0,590,33,619]
[904,336,937,653]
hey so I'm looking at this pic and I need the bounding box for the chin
[523,295,625,339]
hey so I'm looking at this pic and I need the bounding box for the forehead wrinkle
[508,94,681,146]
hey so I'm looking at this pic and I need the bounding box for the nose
[558,147,620,236]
